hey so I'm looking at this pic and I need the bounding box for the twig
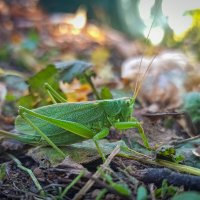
[149,184,156,200]
[72,145,120,200]
[118,153,200,176]
[170,134,200,146]
[136,168,200,190]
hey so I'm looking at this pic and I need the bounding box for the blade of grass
[60,170,85,198]
[8,154,45,196]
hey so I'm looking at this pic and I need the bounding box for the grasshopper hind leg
[19,107,66,158]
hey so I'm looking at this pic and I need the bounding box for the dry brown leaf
[59,79,91,102]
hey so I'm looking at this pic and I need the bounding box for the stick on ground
[73,145,120,200]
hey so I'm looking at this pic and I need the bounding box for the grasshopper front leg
[19,109,66,158]
[114,120,150,149]
[93,128,109,162]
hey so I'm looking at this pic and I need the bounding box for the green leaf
[100,87,113,99]
[156,145,176,157]
[174,138,200,168]
[55,60,92,82]
[101,171,131,197]
[136,185,148,200]
[27,140,126,167]
[17,65,62,108]
[155,145,184,163]
[172,192,200,200]
[17,95,36,109]
[27,65,58,94]
[183,92,200,125]
[111,182,131,197]
[17,60,94,108]
[155,179,178,199]
[0,163,7,182]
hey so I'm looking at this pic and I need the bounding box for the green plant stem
[156,159,200,176]
[84,73,101,100]
[8,154,45,196]
[121,145,151,159]
[60,170,85,198]
[0,130,20,140]
[118,153,200,176]
[95,188,108,200]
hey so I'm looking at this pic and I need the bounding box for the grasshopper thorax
[99,97,134,123]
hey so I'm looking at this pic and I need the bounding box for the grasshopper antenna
[133,4,159,100]
[134,55,157,99]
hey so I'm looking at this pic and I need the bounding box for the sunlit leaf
[60,79,91,102]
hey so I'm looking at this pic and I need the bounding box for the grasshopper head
[119,97,135,121]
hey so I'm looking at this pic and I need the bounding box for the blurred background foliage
[39,0,200,50]
[0,0,199,62]
[0,0,199,112]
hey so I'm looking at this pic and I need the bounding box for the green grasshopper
[0,76,150,161]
